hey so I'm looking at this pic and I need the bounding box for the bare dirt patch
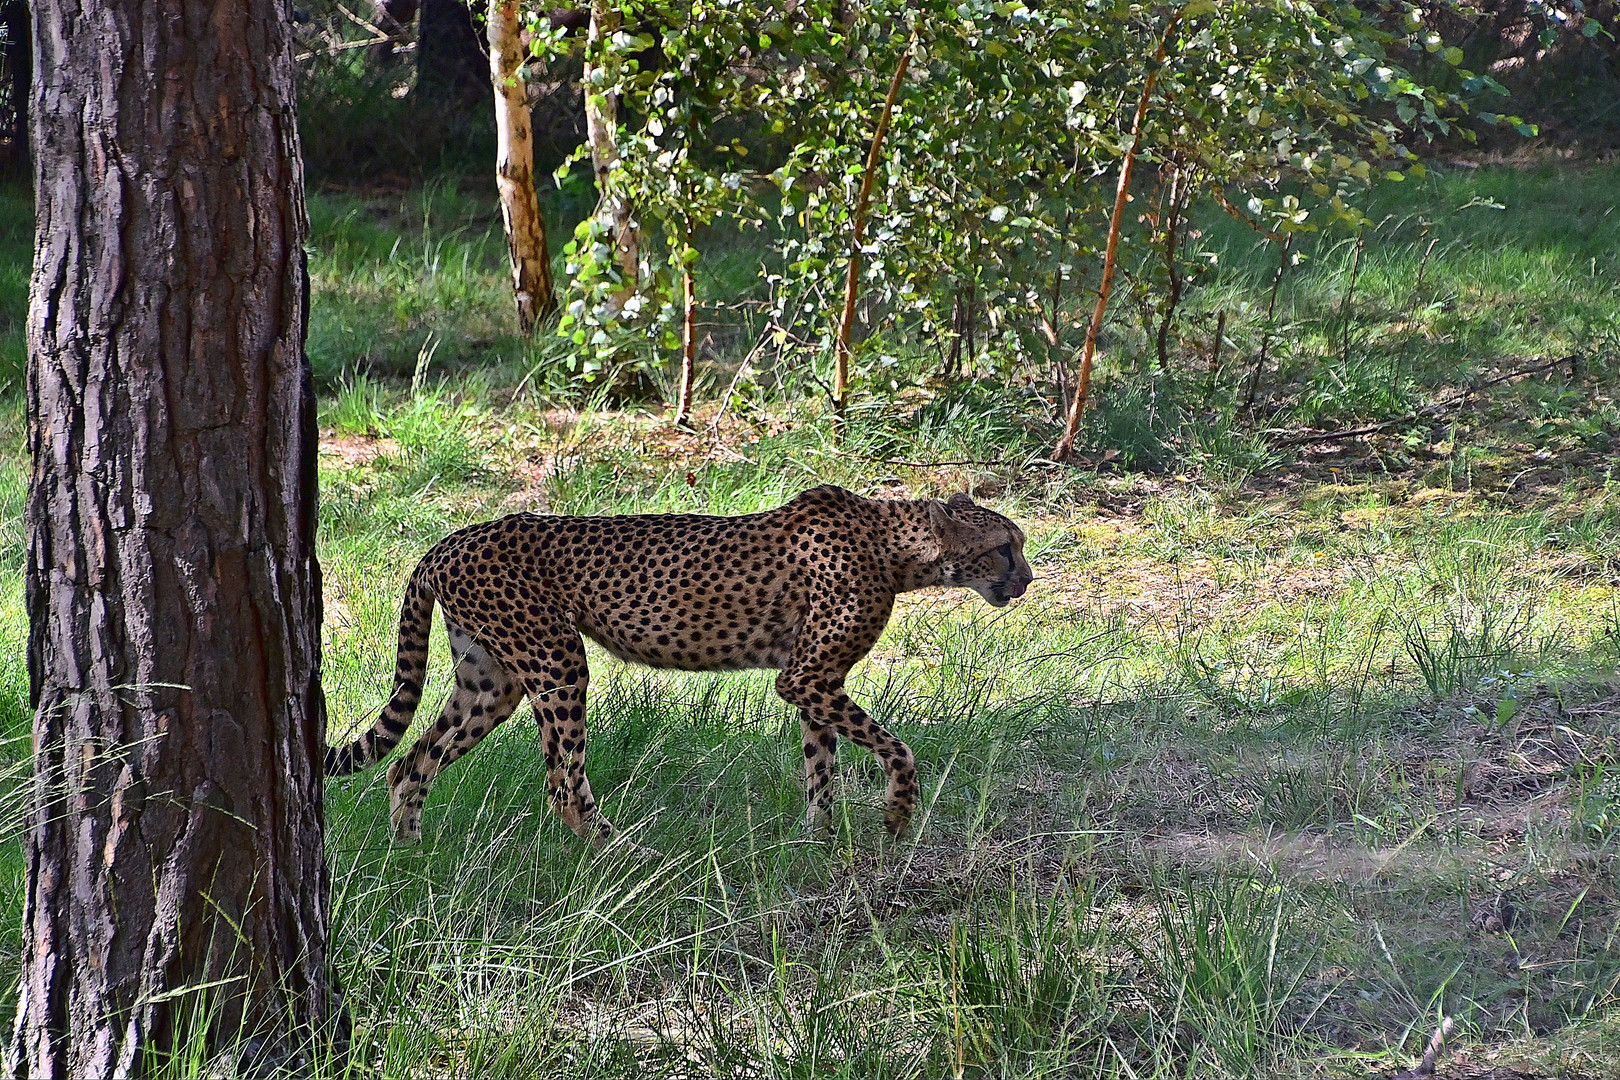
[320,430,395,468]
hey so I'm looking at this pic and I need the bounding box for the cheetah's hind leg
[386,621,523,841]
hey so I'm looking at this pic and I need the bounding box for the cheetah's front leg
[799,710,838,834]
[532,685,613,843]
[777,668,917,838]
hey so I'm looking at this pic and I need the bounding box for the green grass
[0,179,30,396]
[1187,163,1620,422]
[3,162,1620,1076]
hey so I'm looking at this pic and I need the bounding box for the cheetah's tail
[325,564,436,777]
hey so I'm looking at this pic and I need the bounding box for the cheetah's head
[927,493,1034,607]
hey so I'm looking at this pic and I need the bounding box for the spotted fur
[326,485,1033,843]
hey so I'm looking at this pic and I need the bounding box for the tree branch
[833,34,914,417]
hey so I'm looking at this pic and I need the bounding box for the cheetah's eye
[997,543,1013,563]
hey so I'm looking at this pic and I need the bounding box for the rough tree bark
[490,0,558,332]
[584,0,640,314]
[7,0,338,1074]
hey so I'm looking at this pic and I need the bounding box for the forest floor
[0,161,1618,1077]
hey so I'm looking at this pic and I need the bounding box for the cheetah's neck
[882,499,950,593]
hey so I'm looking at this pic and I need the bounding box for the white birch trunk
[489,0,557,332]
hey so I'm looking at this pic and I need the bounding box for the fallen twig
[1393,1015,1454,1079]
[861,456,1007,470]
[1269,355,1577,448]
[334,0,388,38]
[295,35,409,61]
[295,2,407,61]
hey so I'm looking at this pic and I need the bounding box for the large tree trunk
[584,0,639,314]
[489,0,557,331]
[8,0,338,1074]
[417,0,489,106]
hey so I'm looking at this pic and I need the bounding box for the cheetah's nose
[1005,577,1029,599]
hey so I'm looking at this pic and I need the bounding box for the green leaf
[1494,695,1519,728]
[1181,0,1217,16]
[1442,46,1463,65]
[1538,27,1557,48]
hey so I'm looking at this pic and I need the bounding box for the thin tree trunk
[944,288,965,379]
[585,0,639,314]
[10,0,338,1073]
[1035,205,1073,352]
[1036,209,1075,408]
[833,36,912,415]
[676,260,696,427]
[964,275,976,365]
[1247,231,1292,412]
[1054,12,1183,463]
[1340,232,1363,367]
[1153,161,1190,370]
[1411,232,1439,309]
[490,0,557,332]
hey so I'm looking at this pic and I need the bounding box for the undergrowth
[1,164,1618,1076]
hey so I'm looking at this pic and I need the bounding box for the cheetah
[325,485,1033,843]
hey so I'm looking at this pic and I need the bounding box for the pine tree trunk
[584,0,639,314]
[8,0,338,1073]
[490,0,558,332]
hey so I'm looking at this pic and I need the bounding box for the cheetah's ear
[946,492,976,511]
[926,499,962,541]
